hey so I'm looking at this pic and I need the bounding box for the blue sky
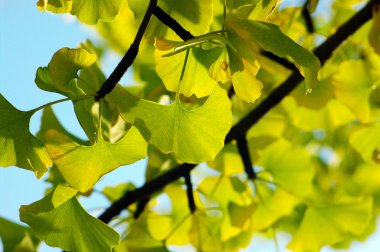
[1,1,380,252]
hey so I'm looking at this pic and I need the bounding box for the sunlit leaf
[46,125,147,192]
[332,60,375,123]
[257,140,314,197]
[70,0,125,24]
[36,0,72,13]
[288,197,373,252]
[47,47,96,94]
[349,123,380,164]
[155,47,219,98]
[0,217,39,252]
[0,95,52,178]
[226,18,320,91]
[207,143,245,175]
[251,186,299,231]
[20,189,120,251]
[229,48,263,102]
[127,0,213,40]
[369,4,380,54]
[109,85,232,163]
[103,183,136,202]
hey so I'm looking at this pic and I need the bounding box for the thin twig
[133,197,150,219]
[153,6,194,40]
[95,0,158,100]
[184,172,196,213]
[236,134,256,179]
[302,4,315,33]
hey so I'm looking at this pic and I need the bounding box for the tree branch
[133,197,150,219]
[184,172,196,213]
[98,0,374,224]
[153,6,194,41]
[95,0,157,100]
[302,4,315,33]
[236,134,256,179]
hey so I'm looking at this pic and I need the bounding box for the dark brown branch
[153,6,194,41]
[302,4,315,33]
[133,197,150,219]
[98,0,374,224]
[184,172,196,213]
[98,163,195,223]
[95,0,157,100]
[236,134,256,179]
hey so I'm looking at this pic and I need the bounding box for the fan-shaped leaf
[20,188,120,252]
[0,95,52,178]
[46,126,147,192]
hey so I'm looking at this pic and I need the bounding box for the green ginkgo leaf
[37,0,125,24]
[251,186,299,231]
[20,187,120,252]
[349,123,380,164]
[46,125,147,192]
[71,0,126,24]
[155,47,220,98]
[110,85,232,163]
[0,217,39,252]
[36,0,72,13]
[257,140,314,197]
[0,95,52,178]
[226,18,320,91]
[229,48,263,102]
[128,0,213,40]
[287,197,373,252]
[47,47,96,94]
[332,60,375,123]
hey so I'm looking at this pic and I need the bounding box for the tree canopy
[1,0,380,251]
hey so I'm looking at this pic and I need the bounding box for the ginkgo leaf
[257,140,314,197]
[229,48,263,102]
[251,186,299,231]
[47,47,96,94]
[207,144,245,175]
[248,0,279,20]
[20,189,120,252]
[155,47,219,98]
[189,211,223,251]
[332,60,374,123]
[109,85,232,163]
[369,4,380,54]
[45,125,147,192]
[70,0,125,24]
[287,197,373,252]
[127,0,213,40]
[0,95,52,178]
[228,202,256,229]
[148,184,192,244]
[0,217,39,252]
[226,18,320,91]
[36,0,72,13]
[198,175,252,207]
[37,0,125,24]
[349,123,380,164]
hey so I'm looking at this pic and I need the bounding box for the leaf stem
[29,94,94,114]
